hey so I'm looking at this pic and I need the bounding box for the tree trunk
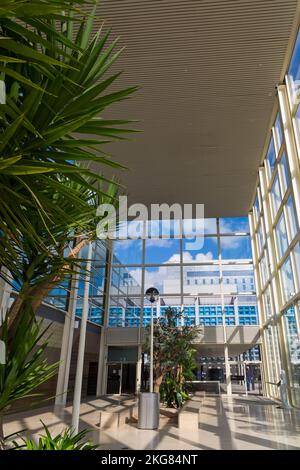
[3,237,89,336]
[153,375,163,393]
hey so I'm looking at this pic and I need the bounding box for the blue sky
[113,217,251,265]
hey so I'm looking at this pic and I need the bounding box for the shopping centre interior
[1,0,300,451]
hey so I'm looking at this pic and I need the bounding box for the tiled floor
[4,394,300,450]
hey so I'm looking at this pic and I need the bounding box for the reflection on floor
[4,394,300,450]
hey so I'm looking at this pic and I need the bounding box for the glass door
[106,363,122,394]
[106,362,137,395]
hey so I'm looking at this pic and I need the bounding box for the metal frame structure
[249,54,300,407]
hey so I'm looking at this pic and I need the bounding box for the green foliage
[12,422,99,450]
[0,306,58,416]
[144,307,200,401]
[0,1,138,279]
[160,377,190,409]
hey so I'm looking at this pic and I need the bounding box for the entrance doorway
[106,362,136,395]
[87,361,98,396]
[229,361,263,395]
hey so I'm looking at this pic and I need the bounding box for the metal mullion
[270,185,292,229]
[249,212,266,326]
[258,161,289,399]
[278,85,300,226]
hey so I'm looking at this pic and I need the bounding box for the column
[55,264,80,406]
[71,242,93,433]
[96,240,113,396]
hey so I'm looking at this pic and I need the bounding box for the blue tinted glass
[220,217,249,233]
[145,239,180,264]
[275,213,288,259]
[220,235,252,260]
[113,239,142,265]
[288,28,300,101]
[271,175,282,217]
[275,113,283,150]
[279,152,290,194]
[266,138,276,177]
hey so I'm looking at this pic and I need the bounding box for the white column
[71,242,93,433]
[136,344,142,393]
[96,241,113,396]
[55,265,80,406]
[217,218,232,395]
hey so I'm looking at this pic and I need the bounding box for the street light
[145,287,159,393]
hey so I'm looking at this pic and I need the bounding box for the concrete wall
[8,303,101,413]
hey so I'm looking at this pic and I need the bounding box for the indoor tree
[144,307,200,405]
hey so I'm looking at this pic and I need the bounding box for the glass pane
[271,174,282,218]
[183,265,220,295]
[112,239,142,265]
[254,192,260,224]
[198,296,224,327]
[279,152,290,195]
[110,266,141,296]
[109,296,142,327]
[266,137,276,179]
[287,28,300,106]
[265,325,281,398]
[182,296,197,326]
[144,266,180,294]
[257,219,266,255]
[280,256,296,302]
[159,297,183,327]
[88,296,104,325]
[219,217,249,234]
[283,306,300,406]
[222,265,255,293]
[275,213,288,260]
[182,236,218,262]
[285,195,298,242]
[260,249,270,288]
[203,218,217,234]
[237,296,258,325]
[294,105,300,145]
[89,266,106,297]
[274,113,283,151]
[182,218,211,237]
[145,238,180,264]
[92,241,107,266]
[292,243,300,290]
[263,286,273,319]
[220,235,252,260]
[146,219,181,239]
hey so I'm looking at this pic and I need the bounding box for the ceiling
[88,0,299,217]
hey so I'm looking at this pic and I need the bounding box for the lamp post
[145,287,159,393]
[138,287,160,430]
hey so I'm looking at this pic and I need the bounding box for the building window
[271,174,282,218]
[266,137,276,180]
[280,256,295,303]
[275,213,288,260]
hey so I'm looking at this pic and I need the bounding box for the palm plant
[12,422,99,450]
[0,2,138,332]
[0,1,137,246]
[0,306,58,449]
[0,1,138,446]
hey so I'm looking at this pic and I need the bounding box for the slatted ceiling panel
[85,0,299,217]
